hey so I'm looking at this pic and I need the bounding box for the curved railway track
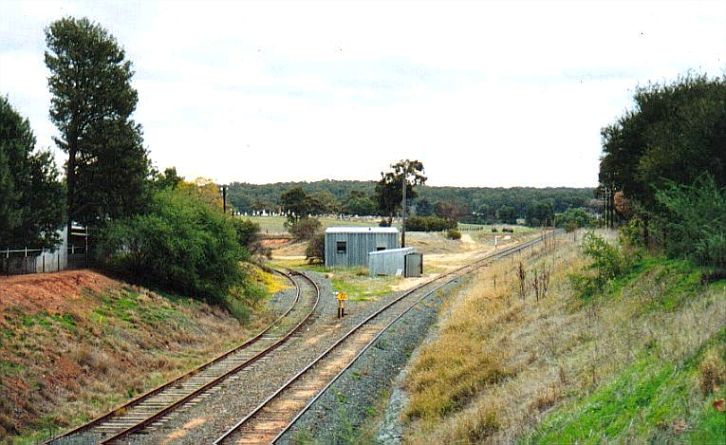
[214,233,552,445]
[47,269,320,445]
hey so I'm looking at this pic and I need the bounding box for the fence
[0,245,93,276]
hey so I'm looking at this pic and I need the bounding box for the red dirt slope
[0,270,118,314]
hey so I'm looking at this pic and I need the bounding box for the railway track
[214,233,552,445]
[47,269,320,445]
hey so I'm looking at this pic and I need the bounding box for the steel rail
[98,271,320,444]
[271,233,551,444]
[213,232,551,444]
[44,268,315,444]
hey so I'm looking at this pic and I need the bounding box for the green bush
[655,174,726,269]
[98,189,249,306]
[406,215,457,232]
[224,280,266,322]
[232,217,268,257]
[305,232,325,264]
[582,232,627,283]
[618,215,646,249]
[232,218,260,249]
[446,228,462,240]
[570,232,632,298]
[287,217,322,241]
[555,208,594,230]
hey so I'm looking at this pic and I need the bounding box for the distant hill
[227,179,597,218]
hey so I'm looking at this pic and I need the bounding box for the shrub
[287,217,322,241]
[305,232,325,264]
[232,218,260,250]
[570,232,631,298]
[582,232,626,283]
[655,174,726,269]
[406,215,457,232]
[224,281,265,322]
[554,208,594,230]
[446,228,462,240]
[98,189,248,306]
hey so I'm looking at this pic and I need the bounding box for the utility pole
[221,185,227,215]
[401,173,406,248]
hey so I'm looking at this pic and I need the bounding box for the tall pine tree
[45,17,150,233]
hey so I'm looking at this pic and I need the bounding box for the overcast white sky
[1,0,724,187]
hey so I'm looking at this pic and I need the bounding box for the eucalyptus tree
[375,159,427,226]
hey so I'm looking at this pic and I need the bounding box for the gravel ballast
[276,276,470,444]
[121,272,447,444]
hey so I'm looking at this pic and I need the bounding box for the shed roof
[325,226,399,234]
[368,247,416,256]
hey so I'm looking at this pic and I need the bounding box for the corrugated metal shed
[368,247,415,276]
[405,252,423,277]
[325,227,400,267]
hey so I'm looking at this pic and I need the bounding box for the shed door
[404,253,423,277]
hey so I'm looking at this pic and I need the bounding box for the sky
[1,0,724,187]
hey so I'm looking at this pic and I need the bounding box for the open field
[0,268,285,444]
[269,225,537,258]
[401,232,726,444]
[245,215,382,235]
[248,214,536,238]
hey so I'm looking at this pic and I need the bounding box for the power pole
[221,185,227,215]
[401,173,406,248]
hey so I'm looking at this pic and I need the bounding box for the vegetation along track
[214,233,552,445]
[47,269,320,445]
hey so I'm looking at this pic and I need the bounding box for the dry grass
[698,349,725,395]
[402,234,726,444]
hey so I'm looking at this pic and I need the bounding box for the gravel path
[275,276,470,445]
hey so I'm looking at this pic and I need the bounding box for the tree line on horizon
[228,180,597,225]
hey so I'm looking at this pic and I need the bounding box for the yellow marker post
[336,291,348,318]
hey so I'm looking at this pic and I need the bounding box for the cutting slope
[0,270,276,444]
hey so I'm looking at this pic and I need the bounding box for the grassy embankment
[0,267,287,445]
[402,232,725,444]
